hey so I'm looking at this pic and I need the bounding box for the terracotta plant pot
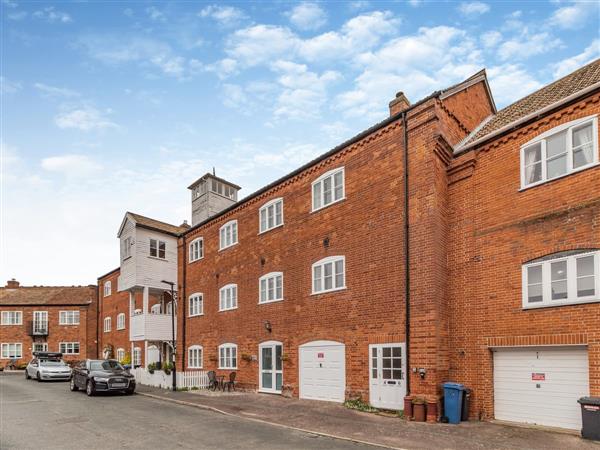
[413,403,426,422]
[426,399,438,423]
[404,396,414,420]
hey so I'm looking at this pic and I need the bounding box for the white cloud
[349,1,371,10]
[487,64,542,107]
[203,58,239,79]
[145,6,165,21]
[458,2,490,17]
[34,82,79,98]
[199,4,247,26]
[55,106,118,131]
[408,0,423,6]
[33,6,71,23]
[481,30,502,48]
[548,1,599,30]
[0,76,22,94]
[41,154,102,176]
[225,25,298,67]
[287,2,327,31]
[550,39,600,78]
[497,32,562,61]
[2,0,18,8]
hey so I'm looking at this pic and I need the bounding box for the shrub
[163,362,174,375]
[344,398,379,413]
[147,362,156,374]
[121,352,131,365]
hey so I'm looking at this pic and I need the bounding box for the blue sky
[1,0,599,285]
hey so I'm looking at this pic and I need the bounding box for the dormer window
[521,116,598,189]
[150,239,166,259]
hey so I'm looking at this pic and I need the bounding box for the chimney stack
[6,278,20,288]
[389,91,411,116]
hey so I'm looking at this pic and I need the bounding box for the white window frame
[259,198,284,234]
[259,272,284,304]
[1,311,22,325]
[133,347,142,366]
[121,236,132,260]
[189,237,204,263]
[312,256,346,294]
[188,345,203,369]
[1,343,22,359]
[32,342,48,354]
[116,313,126,330]
[103,281,112,297]
[103,317,111,332]
[219,220,238,250]
[522,250,600,309]
[59,342,80,355]
[219,284,238,311]
[520,115,599,189]
[312,167,345,212]
[116,348,125,362]
[189,293,204,317]
[149,238,166,259]
[150,304,161,314]
[59,310,80,325]
[218,343,237,369]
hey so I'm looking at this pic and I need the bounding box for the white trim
[188,292,204,317]
[189,237,204,263]
[258,340,283,394]
[59,342,80,355]
[188,345,203,369]
[116,348,125,362]
[59,310,80,325]
[1,311,22,325]
[133,346,142,366]
[311,256,346,295]
[116,313,126,330]
[1,343,23,359]
[103,281,112,297]
[103,316,111,332]
[32,342,48,354]
[259,272,284,304]
[149,238,167,259]
[311,167,345,212]
[218,343,237,369]
[259,197,284,234]
[299,340,344,348]
[219,220,238,251]
[219,284,238,311]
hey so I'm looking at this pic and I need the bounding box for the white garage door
[299,341,345,402]
[493,346,589,430]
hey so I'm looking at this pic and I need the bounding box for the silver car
[26,352,72,381]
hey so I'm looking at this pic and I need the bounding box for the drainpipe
[181,234,187,370]
[96,282,100,359]
[403,111,411,395]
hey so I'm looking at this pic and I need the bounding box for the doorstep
[135,386,596,450]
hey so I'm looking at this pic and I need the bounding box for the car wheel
[25,370,30,380]
[70,377,79,391]
[86,381,95,396]
[125,387,135,395]
[36,372,41,382]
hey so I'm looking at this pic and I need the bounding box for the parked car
[70,359,135,396]
[26,352,72,382]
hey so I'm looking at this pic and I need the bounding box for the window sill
[59,324,79,326]
[122,256,132,262]
[311,286,347,296]
[519,162,599,191]
[188,257,204,265]
[258,298,284,305]
[311,197,346,214]
[187,366,203,370]
[218,307,238,312]
[1,324,23,326]
[218,366,238,370]
[189,313,204,318]
[523,297,600,310]
[258,223,284,235]
[116,327,125,331]
[219,242,239,252]
[147,256,168,262]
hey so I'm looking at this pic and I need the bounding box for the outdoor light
[264,320,272,332]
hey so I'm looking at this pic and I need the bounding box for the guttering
[97,267,120,281]
[402,111,411,395]
[455,81,600,155]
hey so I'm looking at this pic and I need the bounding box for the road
[0,373,379,450]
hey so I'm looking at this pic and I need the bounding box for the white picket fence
[133,367,209,390]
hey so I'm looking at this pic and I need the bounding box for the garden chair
[207,371,218,391]
[225,372,236,392]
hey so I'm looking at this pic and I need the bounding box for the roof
[439,69,497,113]
[187,172,242,190]
[458,58,600,151]
[0,286,95,306]
[118,211,188,237]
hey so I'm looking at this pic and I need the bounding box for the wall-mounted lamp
[264,320,272,333]
[260,257,266,266]
[323,237,330,248]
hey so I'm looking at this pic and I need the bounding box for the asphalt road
[0,373,380,450]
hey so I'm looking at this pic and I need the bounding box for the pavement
[135,384,600,450]
[0,372,377,450]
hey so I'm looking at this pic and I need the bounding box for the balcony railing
[130,313,175,342]
[27,321,49,337]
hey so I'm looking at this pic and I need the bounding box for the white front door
[369,343,406,410]
[259,341,283,393]
[147,345,160,365]
[299,341,345,402]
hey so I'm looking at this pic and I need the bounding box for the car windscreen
[39,360,66,367]
[90,360,124,371]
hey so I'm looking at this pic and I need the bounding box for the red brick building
[0,279,98,365]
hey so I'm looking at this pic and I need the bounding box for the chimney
[389,91,411,116]
[6,278,19,288]
[180,220,191,229]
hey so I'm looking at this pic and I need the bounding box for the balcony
[130,313,176,342]
[27,321,49,337]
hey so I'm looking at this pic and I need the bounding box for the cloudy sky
[1,1,599,285]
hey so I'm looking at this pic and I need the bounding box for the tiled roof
[0,286,95,306]
[461,58,600,148]
[128,212,189,235]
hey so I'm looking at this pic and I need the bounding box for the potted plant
[241,353,254,362]
[412,397,427,422]
[147,362,156,374]
[163,362,174,375]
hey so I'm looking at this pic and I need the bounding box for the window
[116,348,125,362]
[121,236,132,260]
[150,304,162,314]
[189,293,203,317]
[312,256,346,294]
[104,317,111,332]
[133,347,141,366]
[1,343,22,358]
[32,343,48,354]
[188,345,203,368]
[150,238,166,259]
[523,250,599,308]
[59,311,80,325]
[189,237,204,262]
[219,220,238,250]
[59,342,80,354]
[1,311,22,325]
[259,198,284,233]
[219,284,238,311]
[33,311,48,334]
[211,179,236,200]
[259,272,283,304]
[117,313,126,330]
[218,343,237,369]
[103,281,111,297]
[312,167,345,211]
[521,116,598,188]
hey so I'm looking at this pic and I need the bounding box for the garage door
[493,346,589,430]
[299,341,345,402]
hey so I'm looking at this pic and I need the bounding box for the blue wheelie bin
[443,382,465,424]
